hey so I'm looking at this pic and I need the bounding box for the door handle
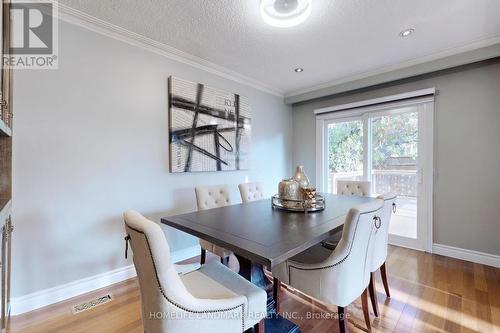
[417,168,423,184]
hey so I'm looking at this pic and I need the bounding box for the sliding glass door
[370,108,421,246]
[317,98,433,251]
[327,119,364,193]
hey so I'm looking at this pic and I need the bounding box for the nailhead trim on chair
[287,208,380,284]
[126,225,246,332]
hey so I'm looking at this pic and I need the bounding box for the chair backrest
[320,199,383,306]
[371,193,397,271]
[337,180,371,197]
[123,211,199,332]
[238,182,264,203]
[195,185,231,210]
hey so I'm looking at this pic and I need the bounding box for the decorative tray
[271,194,325,213]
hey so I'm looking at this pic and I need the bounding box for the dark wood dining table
[161,194,374,333]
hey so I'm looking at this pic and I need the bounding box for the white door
[317,98,434,252]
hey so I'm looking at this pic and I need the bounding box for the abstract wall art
[168,76,251,172]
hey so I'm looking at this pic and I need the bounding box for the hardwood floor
[11,246,500,333]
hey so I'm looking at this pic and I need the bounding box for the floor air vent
[72,294,113,314]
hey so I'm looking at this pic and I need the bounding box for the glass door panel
[371,109,419,240]
[318,98,433,251]
[327,120,363,193]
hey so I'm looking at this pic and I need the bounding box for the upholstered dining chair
[272,199,384,333]
[238,182,264,203]
[195,185,233,265]
[337,180,372,197]
[124,210,267,333]
[322,180,372,250]
[367,193,397,317]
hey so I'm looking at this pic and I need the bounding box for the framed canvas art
[168,76,251,172]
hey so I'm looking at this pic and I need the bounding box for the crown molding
[51,4,500,104]
[285,35,500,104]
[56,3,284,98]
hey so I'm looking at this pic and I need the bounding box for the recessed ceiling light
[261,0,312,28]
[399,28,415,38]
[294,67,304,72]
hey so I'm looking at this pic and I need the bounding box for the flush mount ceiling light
[260,0,312,28]
[294,67,304,72]
[399,28,415,38]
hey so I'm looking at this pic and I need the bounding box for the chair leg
[380,262,391,297]
[338,306,349,333]
[368,273,379,317]
[254,319,265,333]
[361,288,372,333]
[273,278,281,314]
[200,248,206,265]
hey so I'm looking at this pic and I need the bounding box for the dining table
[161,193,375,333]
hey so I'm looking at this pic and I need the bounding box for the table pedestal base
[236,255,301,333]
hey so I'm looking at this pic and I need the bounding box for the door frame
[320,115,364,193]
[315,95,434,252]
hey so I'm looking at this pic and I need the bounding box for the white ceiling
[60,0,500,97]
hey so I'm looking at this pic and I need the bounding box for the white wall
[292,60,500,257]
[12,21,292,297]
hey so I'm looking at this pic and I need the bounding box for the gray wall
[12,21,292,297]
[292,61,500,256]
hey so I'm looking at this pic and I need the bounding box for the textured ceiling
[59,0,500,96]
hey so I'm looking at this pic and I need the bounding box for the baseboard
[11,245,200,316]
[433,243,500,268]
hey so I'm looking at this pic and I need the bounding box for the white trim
[10,245,201,316]
[56,4,284,98]
[54,3,500,102]
[315,96,435,121]
[362,113,371,182]
[433,244,500,268]
[423,102,434,253]
[11,265,136,316]
[387,101,434,252]
[286,35,500,100]
[314,88,435,115]
[315,117,326,192]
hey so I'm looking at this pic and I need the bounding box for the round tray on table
[271,194,325,213]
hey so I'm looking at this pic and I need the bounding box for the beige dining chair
[272,199,384,333]
[123,210,267,333]
[195,185,233,265]
[337,180,372,196]
[238,182,264,203]
[322,180,372,250]
[367,193,397,317]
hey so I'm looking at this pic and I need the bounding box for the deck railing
[329,170,418,197]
